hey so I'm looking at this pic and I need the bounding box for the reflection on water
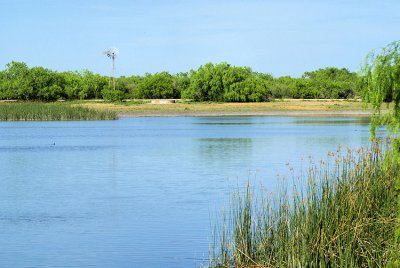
[0,116,373,268]
[198,138,252,151]
[292,117,371,125]
[197,138,253,165]
[194,122,257,125]
[193,116,283,125]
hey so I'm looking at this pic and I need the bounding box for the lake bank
[75,99,381,117]
[118,110,373,117]
[0,100,383,119]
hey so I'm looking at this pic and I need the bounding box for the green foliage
[173,72,190,97]
[117,75,143,99]
[0,63,114,102]
[266,68,358,100]
[136,72,178,99]
[186,62,227,101]
[292,79,319,98]
[302,67,358,99]
[359,40,400,266]
[62,71,83,99]
[0,61,32,100]
[268,76,296,99]
[361,41,400,137]
[361,41,400,122]
[80,70,108,99]
[0,61,359,102]
[28,66,65,101]
[224,77,270,102]
[102,88,125,102]
[37,84,63,101]
[184,62,272,102]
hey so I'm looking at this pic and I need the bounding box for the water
[0,116,373,267]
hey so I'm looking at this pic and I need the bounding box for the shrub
[102,89,125,102]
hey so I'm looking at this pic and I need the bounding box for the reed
[211,139,400,267]
[0,102,117,121]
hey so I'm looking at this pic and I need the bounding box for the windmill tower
[103,47,119,90]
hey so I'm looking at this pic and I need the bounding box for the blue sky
[1,0,399,77]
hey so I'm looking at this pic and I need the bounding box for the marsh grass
[211,140,400,267]
[0,102,117,121]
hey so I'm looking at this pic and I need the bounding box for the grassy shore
[0,99,379,118]
[74,99,378,117]
[0,102,117,121]
[211,140,400,267]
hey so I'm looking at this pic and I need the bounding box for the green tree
[268,76,297,99]
[117,75,143,99]
[102,86,125,102]
[253,72,274,81]
[222,66,252,101]
[81,70,108,99]
[302,67,357,99]
[226,77,270,102]
[137,72,177,99]
[290,79,319,99]
[62,71,82,99]
[37,84,63,101]
[29,66,65,100]
[187,62,228,101]
[361,41,400,263]
[0,69,8,99]
[173,72,190,98]
[361,41,400,133]
[0,61,32,100]
[185,63,272,102]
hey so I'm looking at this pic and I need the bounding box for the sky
[1,0,399,77]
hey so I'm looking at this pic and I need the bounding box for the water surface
[0,116,372,267]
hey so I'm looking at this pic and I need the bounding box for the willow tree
[361,40,400,262]
[361,40,400,135]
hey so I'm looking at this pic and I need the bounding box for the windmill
[103,47,119,90]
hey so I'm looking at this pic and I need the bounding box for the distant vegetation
[0,102,117,121]
[0,61,360,102]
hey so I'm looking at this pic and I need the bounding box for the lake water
[0,116,373,267]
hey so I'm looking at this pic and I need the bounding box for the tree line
[0,61,361,102]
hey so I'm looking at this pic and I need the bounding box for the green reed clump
[0,102,117,121]
[211,140,400,267]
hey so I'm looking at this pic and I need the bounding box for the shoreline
[75,100,378,118]
[0,100,379,119]
[117,110,373,117]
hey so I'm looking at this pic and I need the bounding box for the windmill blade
[103,47,119,59]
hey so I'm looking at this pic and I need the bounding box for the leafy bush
[136,72,178,99]
[102,89,125,102]
[37,84,63,101]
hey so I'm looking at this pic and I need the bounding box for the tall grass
[211,140,400,267]
[0,102,117,121]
